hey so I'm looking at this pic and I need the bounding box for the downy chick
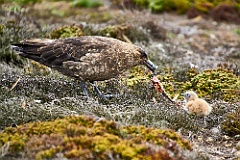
[182,91,212,125]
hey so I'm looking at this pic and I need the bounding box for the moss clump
[100,24,149,43]
[49,24,83,39]
[132,0,190,13]
[156,68,177,99]
[12,0,42,6]
[133,0,149,8]
[123,66,154,99]
[163,0,190,14]
[0,115,191,159]
[71,0,102,8]
[23,61,51,76]
[126,66,151,88]
[123,67,239,101]
[147,0,165,12]
[0,133,26,152]
[221,108,240,137]
[194,0,214,13]
[179,67,240,101]
[235,28,240,35]
[100,24,130,40]
[36,146,62,160]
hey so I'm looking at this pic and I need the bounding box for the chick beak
[145,59,157,75]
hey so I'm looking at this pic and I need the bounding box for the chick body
[182,91,212,125]
[185,98,212,116]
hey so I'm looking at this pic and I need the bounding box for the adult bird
[11,36,157,98]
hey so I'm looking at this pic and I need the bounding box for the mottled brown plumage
[12,36,157,98]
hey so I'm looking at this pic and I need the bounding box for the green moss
[0,133,26,152]
[132,0,190,13]
[213,0,237,6]
[127,0,240,17]
[93,134,120,154]
[194,0,214,13]
[100,24,126,39]
[156,70,176,99]
[24,61,51,76]
[221,107,240,136]
[235,28,240,35]
[100,24,149,43]
[148,0,165,12]
[36,146,62,160]
[123,66,154,99]
[13,0,42,6]
[0,24,4,34]
[164,0,190,14]
[49,25,83,39]
[126,66,150,88]
[178,67,240,101]
[71,0,102,8]
[64,148,92,159]
[113,140,146,159]
[185,67,199,79]
[0,115,191,159]
[133,0,149,7]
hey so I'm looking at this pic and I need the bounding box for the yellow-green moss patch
[0,115,191,159]
[100,24,149,43]
[179,67,240,101]
[49,24,83,39]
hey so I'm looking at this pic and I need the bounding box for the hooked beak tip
[145,60,157,73]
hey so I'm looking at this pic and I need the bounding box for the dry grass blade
[9,77,21,92]
[0,142,10,158]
